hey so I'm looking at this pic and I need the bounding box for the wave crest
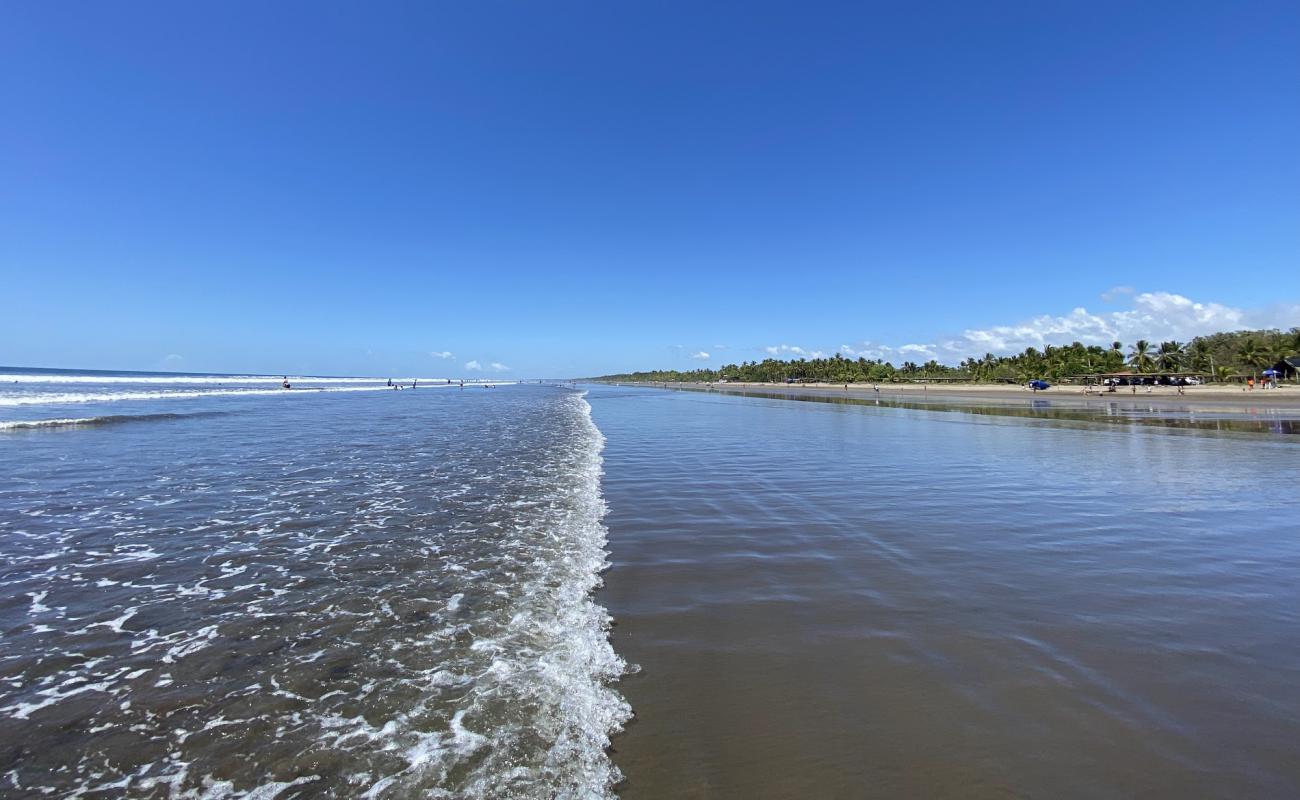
[0,412,226,431]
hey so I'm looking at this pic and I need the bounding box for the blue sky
[2,1,1297,377]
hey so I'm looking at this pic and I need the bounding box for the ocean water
[0,369,628,797]
[588,385,1300,798]
[4,372,1300,798]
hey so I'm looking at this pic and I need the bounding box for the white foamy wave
[0,385,623,798]
[520,392,631,796]
[369,391,631,798]
[0,385,395,407]
[1,417,105,430]
[0,412,231,430]
[461,392,630,797]
[0,373,448,385]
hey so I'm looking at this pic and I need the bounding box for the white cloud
[898,344,938,360]
[489,362,510,372]
[161,354,184,365]
[765,344,807,357]
[464,360,482,371]
[820,290,1294,366]
[840,342,896,360]
[761,345,828,359]
[945,292,1247,358]
[690,351,710,360]
[1101,285,1135,302]
[430,350,454,359]
[907,291,1289,364]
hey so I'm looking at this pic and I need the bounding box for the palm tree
[1101,341,1123,371]
[1214,365,1237,383]
[1155,340,1185,372]
[1187,339,1212,373]
[1128,339,1154,372]
[1238,338,1270,374]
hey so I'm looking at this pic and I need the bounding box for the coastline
[598,380,1300,414]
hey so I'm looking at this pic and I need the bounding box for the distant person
[282,376,291,389]
[387,378,392,387]
[413,379,418,389]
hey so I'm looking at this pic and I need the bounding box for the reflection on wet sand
[669,385,1300,435]
[592,385,1300,799]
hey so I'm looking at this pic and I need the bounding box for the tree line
[594,328,1300,384]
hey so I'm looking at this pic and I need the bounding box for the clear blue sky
[2,1,1297,377]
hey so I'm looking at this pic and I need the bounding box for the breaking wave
[0,373,441,385]
[0,385,392,407]
[0,412,227,431]
[0,386,630,798]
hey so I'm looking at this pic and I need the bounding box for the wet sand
[622,380,1300,414]
[590,384,1300,799]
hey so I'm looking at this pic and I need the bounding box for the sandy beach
[615,380,1300,414]
[591,385,1300,798]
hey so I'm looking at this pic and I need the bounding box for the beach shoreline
[598,380,1300,414]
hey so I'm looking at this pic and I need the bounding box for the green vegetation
[594,328,1300,384]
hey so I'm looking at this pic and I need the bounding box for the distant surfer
[282,376,291,389]
[387,378,392,387]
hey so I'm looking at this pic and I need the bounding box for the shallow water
[590,385,1300,798]
[666,384,1300,435]
[0,372,628,797]
[4,372,1299,798]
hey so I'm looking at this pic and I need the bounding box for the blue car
[1028,379,1051,391]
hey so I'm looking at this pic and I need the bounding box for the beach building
[1272,357,1300,381]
